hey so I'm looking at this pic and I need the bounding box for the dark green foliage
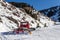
[9,2,37,20]
[36,23,40,28]
[44,23,47,27]
[9,2,33,8]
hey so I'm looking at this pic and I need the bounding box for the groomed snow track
[0,25,60,40]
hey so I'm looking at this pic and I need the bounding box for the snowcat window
[21,22,28,25]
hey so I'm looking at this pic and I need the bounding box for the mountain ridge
[39,6,60,22]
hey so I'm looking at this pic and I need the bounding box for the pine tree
[44,23,47,27]
[36,23,40,28]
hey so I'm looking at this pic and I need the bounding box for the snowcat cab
[14,21,36,34]
[14,21,30,34]
[19,21,30,29]
[1,21,35,35]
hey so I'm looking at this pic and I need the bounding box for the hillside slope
[39,6,60,22]
[0,0,42,32]
[0,0,55,32]
[9,2,55,27]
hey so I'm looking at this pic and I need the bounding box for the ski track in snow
[0,25,60,40]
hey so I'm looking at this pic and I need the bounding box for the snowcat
[1,21,35,35]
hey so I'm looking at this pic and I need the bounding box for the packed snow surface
[0,24,60,40]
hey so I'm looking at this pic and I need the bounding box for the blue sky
[6,0,60,10]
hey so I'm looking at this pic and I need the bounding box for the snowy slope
[9,2,55,27]
[0,24,60,40]
[0,0,60,40]
[0,0,55,32]
[32,10,55,27]
[39,6,60,22]
[0,0,42,32]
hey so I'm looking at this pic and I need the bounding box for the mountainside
[39,6,60,22]
[9,2,34,16]
[0,0,60,40]
[0,0,55,32]
[9,2,55,27]
[0,0,41,32]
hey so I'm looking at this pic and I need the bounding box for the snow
[0,0,42,32]
[40,6,60,22]
[0,24,60,40]
[38,12,55,27]
[0,0,60,40]
[0,0,55,32]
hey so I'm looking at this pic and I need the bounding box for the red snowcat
[1,21,35,35]
[14,21,31,34]
[14,21,36,34]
